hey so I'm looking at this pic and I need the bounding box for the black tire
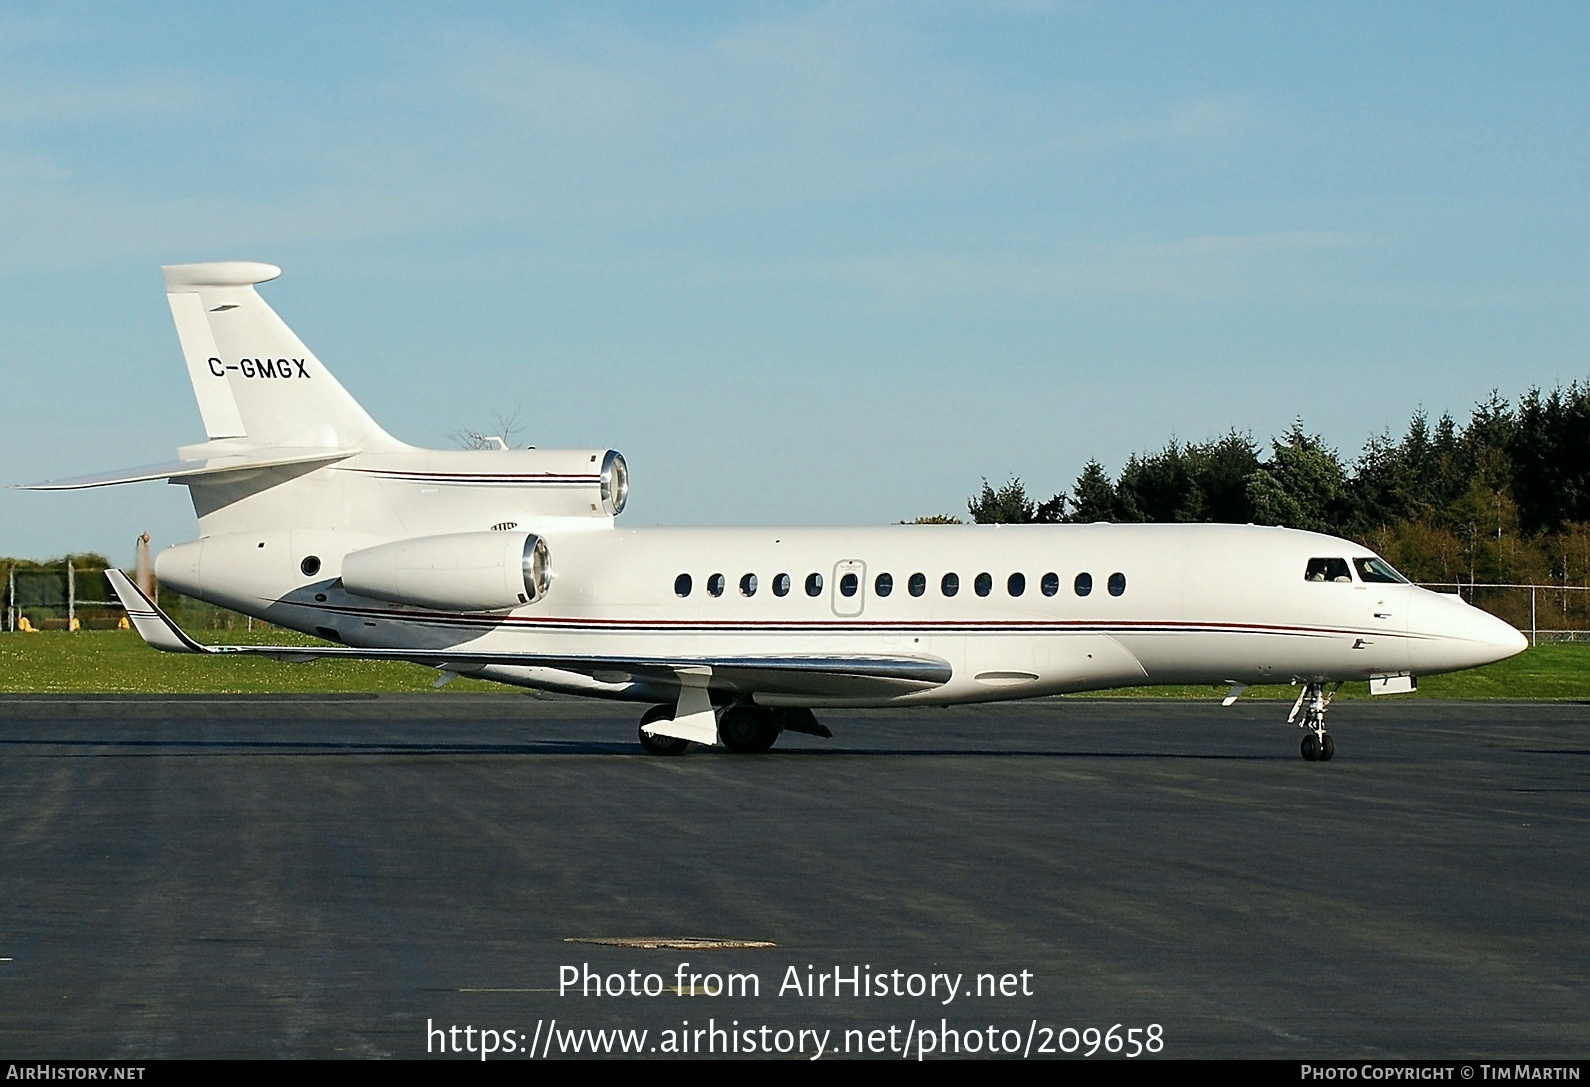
[638,704,691,756]
[1300,733,1321,762]
[1320,733,1336,761]
[718,705,779,754]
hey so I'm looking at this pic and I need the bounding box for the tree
[1509,383,1590,533]
[968,477,1037,524]
[1066,459,1117,522]
[451,406,527,450]
[1246,423,1348,533]
[1183,430,1261,523]
[1114,443,1196,522]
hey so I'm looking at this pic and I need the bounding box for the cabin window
[1108,572,1126,596]
[1075,572,1093,597]
[909,572,927,597]
[773,573,791,597]
[975,572,993,597]
[1041,572,1059,597]
[805,572,823,597]
[674,574,693,597]
[1306,558,1352,583]
[875,572,894,597]
[941,573,960,597]
[740,573,758,597]
[1008,572,1026,597]
[1354,557,1408,584]
[708,573,726,597]
[840,572,859,597]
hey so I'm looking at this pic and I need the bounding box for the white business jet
[25,262,1528,760]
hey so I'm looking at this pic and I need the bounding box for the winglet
[104,568,211,654]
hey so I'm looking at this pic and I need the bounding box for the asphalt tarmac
[0,693,1586,1060]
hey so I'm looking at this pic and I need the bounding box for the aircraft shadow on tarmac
[0,736,1281,759]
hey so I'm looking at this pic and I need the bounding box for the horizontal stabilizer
[103,570,952,699]
[16,447,356,490]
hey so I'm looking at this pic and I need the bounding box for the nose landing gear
[1290,681,1341,762]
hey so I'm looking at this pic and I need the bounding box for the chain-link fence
[1416,583,1590,645]
[4,562,119,631]
[4,562,265,632]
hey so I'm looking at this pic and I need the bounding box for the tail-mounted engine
[341,531,551,612]
[348,448,628,521]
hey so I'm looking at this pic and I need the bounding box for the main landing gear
[636,704,693,756]
[635,702,831,755]
[1289,681,1341,762]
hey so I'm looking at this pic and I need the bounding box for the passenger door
[832,559,866,618]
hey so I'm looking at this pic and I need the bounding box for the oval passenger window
[875,572,893,597]
[1075,572,1093,597]
[840,573,858,597]
[674,573,692,597]
[805,573,823,597]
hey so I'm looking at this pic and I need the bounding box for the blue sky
[2,2,1586,562]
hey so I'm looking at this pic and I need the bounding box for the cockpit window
[1354,557,1409,584]
[1305,558,1352,583]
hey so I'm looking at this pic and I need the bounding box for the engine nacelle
[341,531,551,612]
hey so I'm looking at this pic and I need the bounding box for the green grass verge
[1078,641,1590,700]
[0,629,507,694]
[1,630,1586,699]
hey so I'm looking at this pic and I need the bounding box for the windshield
[1354,557,1409,584]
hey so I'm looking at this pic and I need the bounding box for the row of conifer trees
[952,382,1590,588]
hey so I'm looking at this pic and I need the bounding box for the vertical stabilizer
[162,262,405,451]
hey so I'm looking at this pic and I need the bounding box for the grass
[0,629,1587,699]
[0,629,506,695]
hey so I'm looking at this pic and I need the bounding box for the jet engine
[341,531,551,612]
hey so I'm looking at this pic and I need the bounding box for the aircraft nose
[1409,589,1529,674]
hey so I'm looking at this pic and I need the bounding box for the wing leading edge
[104,569,953,700]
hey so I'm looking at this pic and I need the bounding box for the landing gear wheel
[637,704,692,756]
[718,705,779,754]
[1289,681,1342,762]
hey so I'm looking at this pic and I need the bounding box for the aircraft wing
[105,569,951,699]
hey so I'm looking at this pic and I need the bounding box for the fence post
[1531,585,1537,647]
[5,565,11,632]
[67,559,75,632]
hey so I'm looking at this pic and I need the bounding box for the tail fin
[163,262,405,451]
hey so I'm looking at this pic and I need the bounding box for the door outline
[832,559,866,618]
